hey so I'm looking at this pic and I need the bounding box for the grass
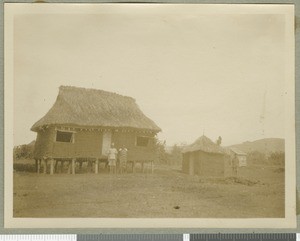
[13,160,284,218]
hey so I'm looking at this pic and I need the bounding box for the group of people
[107,143,128,174]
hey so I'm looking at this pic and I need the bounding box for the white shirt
[108,148,118,159]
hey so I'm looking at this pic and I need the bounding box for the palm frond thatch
[182,135,226,154]
[31,86,161,132]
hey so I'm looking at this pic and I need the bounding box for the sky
[13,9,286,147]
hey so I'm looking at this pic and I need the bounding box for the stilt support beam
[68,160,71,174]
[95,159,99,174]
[54,160,58,173]
[43,159,47,174]
[36,159,41,174]
[72,158,76,175]
[141,162,144,173]
[151,161,154,174]
[50,159,54,175]
[60,161,64,173]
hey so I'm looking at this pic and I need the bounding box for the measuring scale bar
[0,234,298,241]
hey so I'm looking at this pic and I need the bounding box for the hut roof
[182,135,226,154]
[31,86,161,132]
[229,147,247,156]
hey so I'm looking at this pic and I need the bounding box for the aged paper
[4,3,296,228]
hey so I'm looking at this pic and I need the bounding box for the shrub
[13,143,34,160]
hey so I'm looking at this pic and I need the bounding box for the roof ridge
[183,135,226,154]
[59,85,135,101]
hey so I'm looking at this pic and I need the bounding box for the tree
[247,151,266,165]
[154,138,169,164]
[216,136,222,146]
[170,144,183,165]
[268,151,285,166]
[13,144,34,160]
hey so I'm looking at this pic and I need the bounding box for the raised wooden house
[31,86,161,174]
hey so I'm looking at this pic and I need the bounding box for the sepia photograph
[4,3,296,228]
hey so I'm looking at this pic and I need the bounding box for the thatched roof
[31,86,161,132]
[229,147,247,156]
[182,135,226,154]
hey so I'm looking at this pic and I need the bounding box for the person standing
[107,143,118,174]
[232,154,239,177]
[118,146,128,174]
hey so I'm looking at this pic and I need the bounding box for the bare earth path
[13,164,284,218]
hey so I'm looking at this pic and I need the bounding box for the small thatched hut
[182,135,235,178]
[31,86,161,174]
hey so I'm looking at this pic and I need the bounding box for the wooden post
[60,161,64,173]
[151,161,154,174]
[141,162,144,173]
[79,161,83,172]
[95,159,99,174]
[50,159,54,175]
[54,160,58,173]
[87,160,92,173]
[72,158,76,175]
[37,160,41,174]
[68,160,71,174]
[43,159,47,174]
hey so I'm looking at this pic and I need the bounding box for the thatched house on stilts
[31,86,161,174]
[182,135,235,178]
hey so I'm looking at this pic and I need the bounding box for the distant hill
[228,138,284,154]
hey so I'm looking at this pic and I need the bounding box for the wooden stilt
[95,159,99,174]
[72,158,76,175]
[50,159,54,175]
[68,161,71,174]
[37,160,41,174]
[60,161,64,173]
[87,160,92,172]
[151,161,154,174]
[43,159,47,174]
[35,159,38,173]
[54,160,58,173]
[141,162,144,173]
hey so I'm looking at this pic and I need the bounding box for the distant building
[182,135,236,178]
[229,148,247,167]
[31,86,161,174]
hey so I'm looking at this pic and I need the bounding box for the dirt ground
[13,162,284,218]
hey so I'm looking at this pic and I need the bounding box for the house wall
[224,156,234,177]
[112,131,157,161]
[189,152,197,175]
[33,127,56,158]
[238,155,247,167]
[195,151,225,177]
[73,130,103,158]
[182,153,190,174]
[182,151,226,177]
[33,127,157,161]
